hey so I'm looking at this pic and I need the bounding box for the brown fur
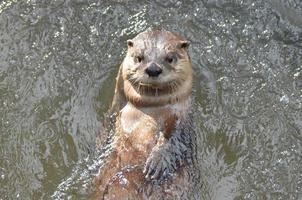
[95,29,195,199]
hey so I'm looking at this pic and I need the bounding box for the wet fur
[95,29,197,199]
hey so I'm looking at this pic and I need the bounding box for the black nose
[145,63,162,77]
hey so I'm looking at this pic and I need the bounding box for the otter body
[96,29,197,199]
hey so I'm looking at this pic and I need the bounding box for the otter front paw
[143,146,181,180]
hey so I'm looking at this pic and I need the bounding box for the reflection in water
[0,0,301,199]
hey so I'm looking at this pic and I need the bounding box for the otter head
[122,29,192,107]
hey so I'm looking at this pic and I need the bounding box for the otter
[95,29,198,200]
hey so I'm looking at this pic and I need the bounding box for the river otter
[95,29,198,199]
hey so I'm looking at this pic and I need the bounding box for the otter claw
[144,149,174,180]
[143,159,154,179]
[151,165,163,179]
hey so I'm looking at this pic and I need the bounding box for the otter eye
[166,55,176,64]
[134,55,144,63]
[134,56,144,63]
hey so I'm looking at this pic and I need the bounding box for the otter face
[122,30,192,106]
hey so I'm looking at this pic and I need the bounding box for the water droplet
[280,95,289,104]
[294,71,300,78]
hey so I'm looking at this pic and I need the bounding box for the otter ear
[127,40,134,48]
[177,40,190,49]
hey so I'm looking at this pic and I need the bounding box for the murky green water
[0,0,301,199]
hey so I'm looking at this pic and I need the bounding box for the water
[0,0,301,199]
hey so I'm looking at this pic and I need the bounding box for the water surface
[0,0,301,199]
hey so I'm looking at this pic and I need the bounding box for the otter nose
[145,63,162,77]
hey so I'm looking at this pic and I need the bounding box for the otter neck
[123,78,192,107]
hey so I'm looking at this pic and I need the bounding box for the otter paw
[143,148,179,180]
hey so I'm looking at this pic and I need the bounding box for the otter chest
[119,103,158,147]
[121,104,160,132]
[119,102,188,138]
